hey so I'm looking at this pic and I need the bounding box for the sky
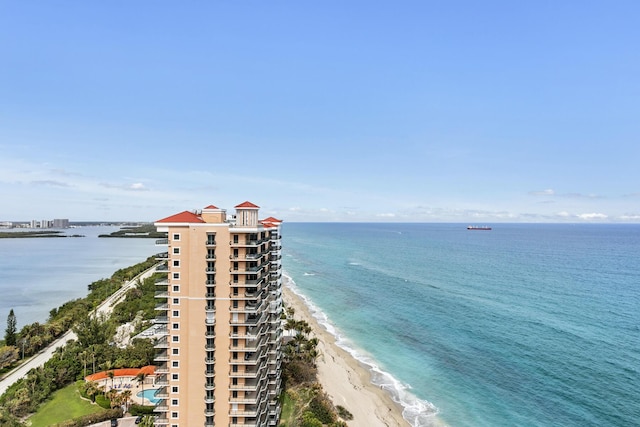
[1,1,639,223]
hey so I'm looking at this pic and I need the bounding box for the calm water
[0,226,158,331]
[282,223,640,427]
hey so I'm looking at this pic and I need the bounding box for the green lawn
[27,382,106,427]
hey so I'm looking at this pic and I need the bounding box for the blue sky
[1,1,638,223]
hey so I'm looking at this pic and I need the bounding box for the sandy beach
[282,283,410,427]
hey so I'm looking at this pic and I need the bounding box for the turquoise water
[137,388,161,405]
[282,223,640,427]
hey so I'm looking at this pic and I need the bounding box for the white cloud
[129,183,147,191]
[577,213,608,220]
[376,213,396,218]
[618,214,640,220]
[529,189,555,196]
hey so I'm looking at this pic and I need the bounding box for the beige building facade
[153,202,283,426]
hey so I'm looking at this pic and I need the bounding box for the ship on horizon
[467,225,492,230]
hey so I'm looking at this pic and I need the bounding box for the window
[172,336,179,342]
[172,233,180,241]
[172,323,179,330]
[173,285,179,292]
[173,298,179,304]
[172,373,179,380]
[172,272,180,280]
[173,310,179,317]
[171,387,178,393]
[171,399,178,405]
[172,247,180,255]
[172,361,179,368]
[173,260,180,267]
[172,348,179,355]
[171,411,178,418]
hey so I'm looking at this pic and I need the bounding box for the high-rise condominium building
[153,202,284,426]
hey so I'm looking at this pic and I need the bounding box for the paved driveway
[90,416,139,427]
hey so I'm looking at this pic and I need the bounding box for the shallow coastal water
[0,226,158,331]
[282,223,640,427]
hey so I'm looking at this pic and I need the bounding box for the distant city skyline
[1,2,639,223]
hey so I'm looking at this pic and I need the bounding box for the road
[0,264,160,397]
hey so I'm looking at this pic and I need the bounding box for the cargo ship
[467,226,492,230]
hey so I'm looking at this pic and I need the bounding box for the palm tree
[106,370,115,390]
[84,381,101,402]
[79,351,88,378]
[120,389,132,412]
[105,389,119,409]
[136,372,148,401]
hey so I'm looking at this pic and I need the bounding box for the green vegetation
[0,256,159,425]
[99,223,166,238]
[27,382,105,427]
[5,309,17,347]
[0,231,79,238]
[280,308,349,427]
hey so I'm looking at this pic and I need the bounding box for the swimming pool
[136,388,161,405]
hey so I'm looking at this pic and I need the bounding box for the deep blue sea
[281,223,640,427]
[0,226,158,332]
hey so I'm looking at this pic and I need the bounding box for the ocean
[1,223,638,426]
[281,223,640,427]
[0,226,158,332]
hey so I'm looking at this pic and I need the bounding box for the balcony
[155,303,168,311]
[155,252,168,260]
[230,313,267,326]
[155,278,168,286]
[155,375,169,386]
[154,337,168,349]
[206,238,216,246]
[155,238,168,245]
[155,316,168,324]
[155,352,169,362]
[155,290,168,298]
[156,264,168,272]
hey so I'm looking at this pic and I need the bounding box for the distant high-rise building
[153,202,283,427]
[52,219,70,228]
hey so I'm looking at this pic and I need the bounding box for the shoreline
[282,281,410,427]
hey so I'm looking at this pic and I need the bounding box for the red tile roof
[84,365,156,382]
[262,216,282,223]
[156,210,204,223]
[235,201,259,209]
[203,205,219,210]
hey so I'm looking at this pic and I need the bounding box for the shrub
[336,405,354,420]
[309,392,336,424]
[129,404,156,415]
[95,393,111,409]
[300,411,323,427]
